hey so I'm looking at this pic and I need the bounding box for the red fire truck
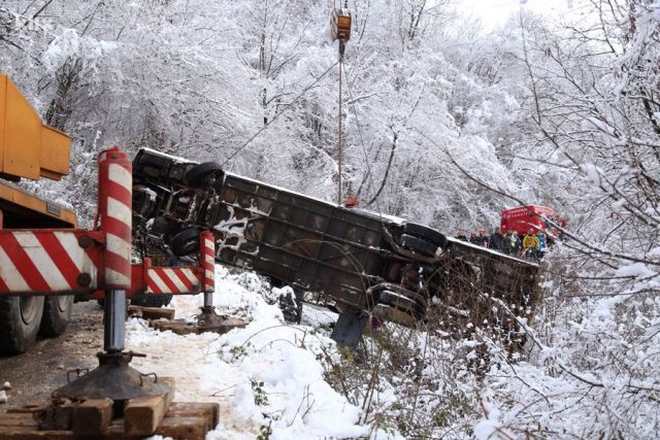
[500,205,566,239]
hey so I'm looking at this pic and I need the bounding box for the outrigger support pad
[195,305,236,332]
[52,351,171,408]
[52,289,170,412]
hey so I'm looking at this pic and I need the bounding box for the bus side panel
[214,174,387,309]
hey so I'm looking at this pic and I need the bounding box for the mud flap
[331,309,368,347]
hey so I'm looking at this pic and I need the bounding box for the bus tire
[184,162,223,188]
[131,293,173,308]
[0,296,45,354]
[169,227,202,256]
[40,295,74,337]
[400,234,438,257]
[403,223,447,248]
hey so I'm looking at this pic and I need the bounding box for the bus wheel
[131,293,173,308]
[169,227,202,256]
[400,234,438,257]
[184,162,223,188]
[403,223,448,248]
[40,295,74,337]
[0,296,45,354]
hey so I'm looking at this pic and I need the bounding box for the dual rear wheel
[0,295,73,355]
[400,222,448,257]
[165,162,224,258]
[371,223,447,325]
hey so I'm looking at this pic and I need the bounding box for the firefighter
[537,231,547,259]
[522,229,540,259]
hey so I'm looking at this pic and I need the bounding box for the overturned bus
[131,148,540,345]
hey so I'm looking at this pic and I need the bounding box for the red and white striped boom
[0,230,101,294]
[0,147,214,299]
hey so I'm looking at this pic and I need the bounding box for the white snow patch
[653,3,660,21]
[43,29,81,69]
[615,262,656,279]
[473,398,503,440]
[582,163,602,185]
[127,265,368,439]
[301,303,338,327]
[647,247,660,258]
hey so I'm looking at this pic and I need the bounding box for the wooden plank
[127,305,143,318]
[167,402,219,428]
[0,398,217,440]
[0,429,74,440]
[106,420,140,439]
[0,413,39,428]
[141,306,176,320]
[0,418,133,440]
[123,378,175,436]
[150,318,247,335]
[150,320,196,335]
[155,416,209,440]
[36,404,72,431]
[128,306,176,321]
[72,398,113,436]
[196,317,247,334]
[6,404,46,415]
[124,395,168,436]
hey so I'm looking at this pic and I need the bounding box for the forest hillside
[1,0,659,438]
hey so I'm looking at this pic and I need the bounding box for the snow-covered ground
[127,266,371,440]
[124,261,660,440]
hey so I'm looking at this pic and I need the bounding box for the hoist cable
[337,53,344,204]
[341,63,372,192]
[221,61,339,167]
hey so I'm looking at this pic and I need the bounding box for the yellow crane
[0,75,76,228]
[0,74,77,354]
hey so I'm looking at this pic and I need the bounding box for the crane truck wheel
[0,296,45,354]
[39,295,74,337]
[184,162,223,188]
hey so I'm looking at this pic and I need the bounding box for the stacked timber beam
[127,305,176,321]
[0,379,219,440]
[151,316,247,335]
[127,304,248,335]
